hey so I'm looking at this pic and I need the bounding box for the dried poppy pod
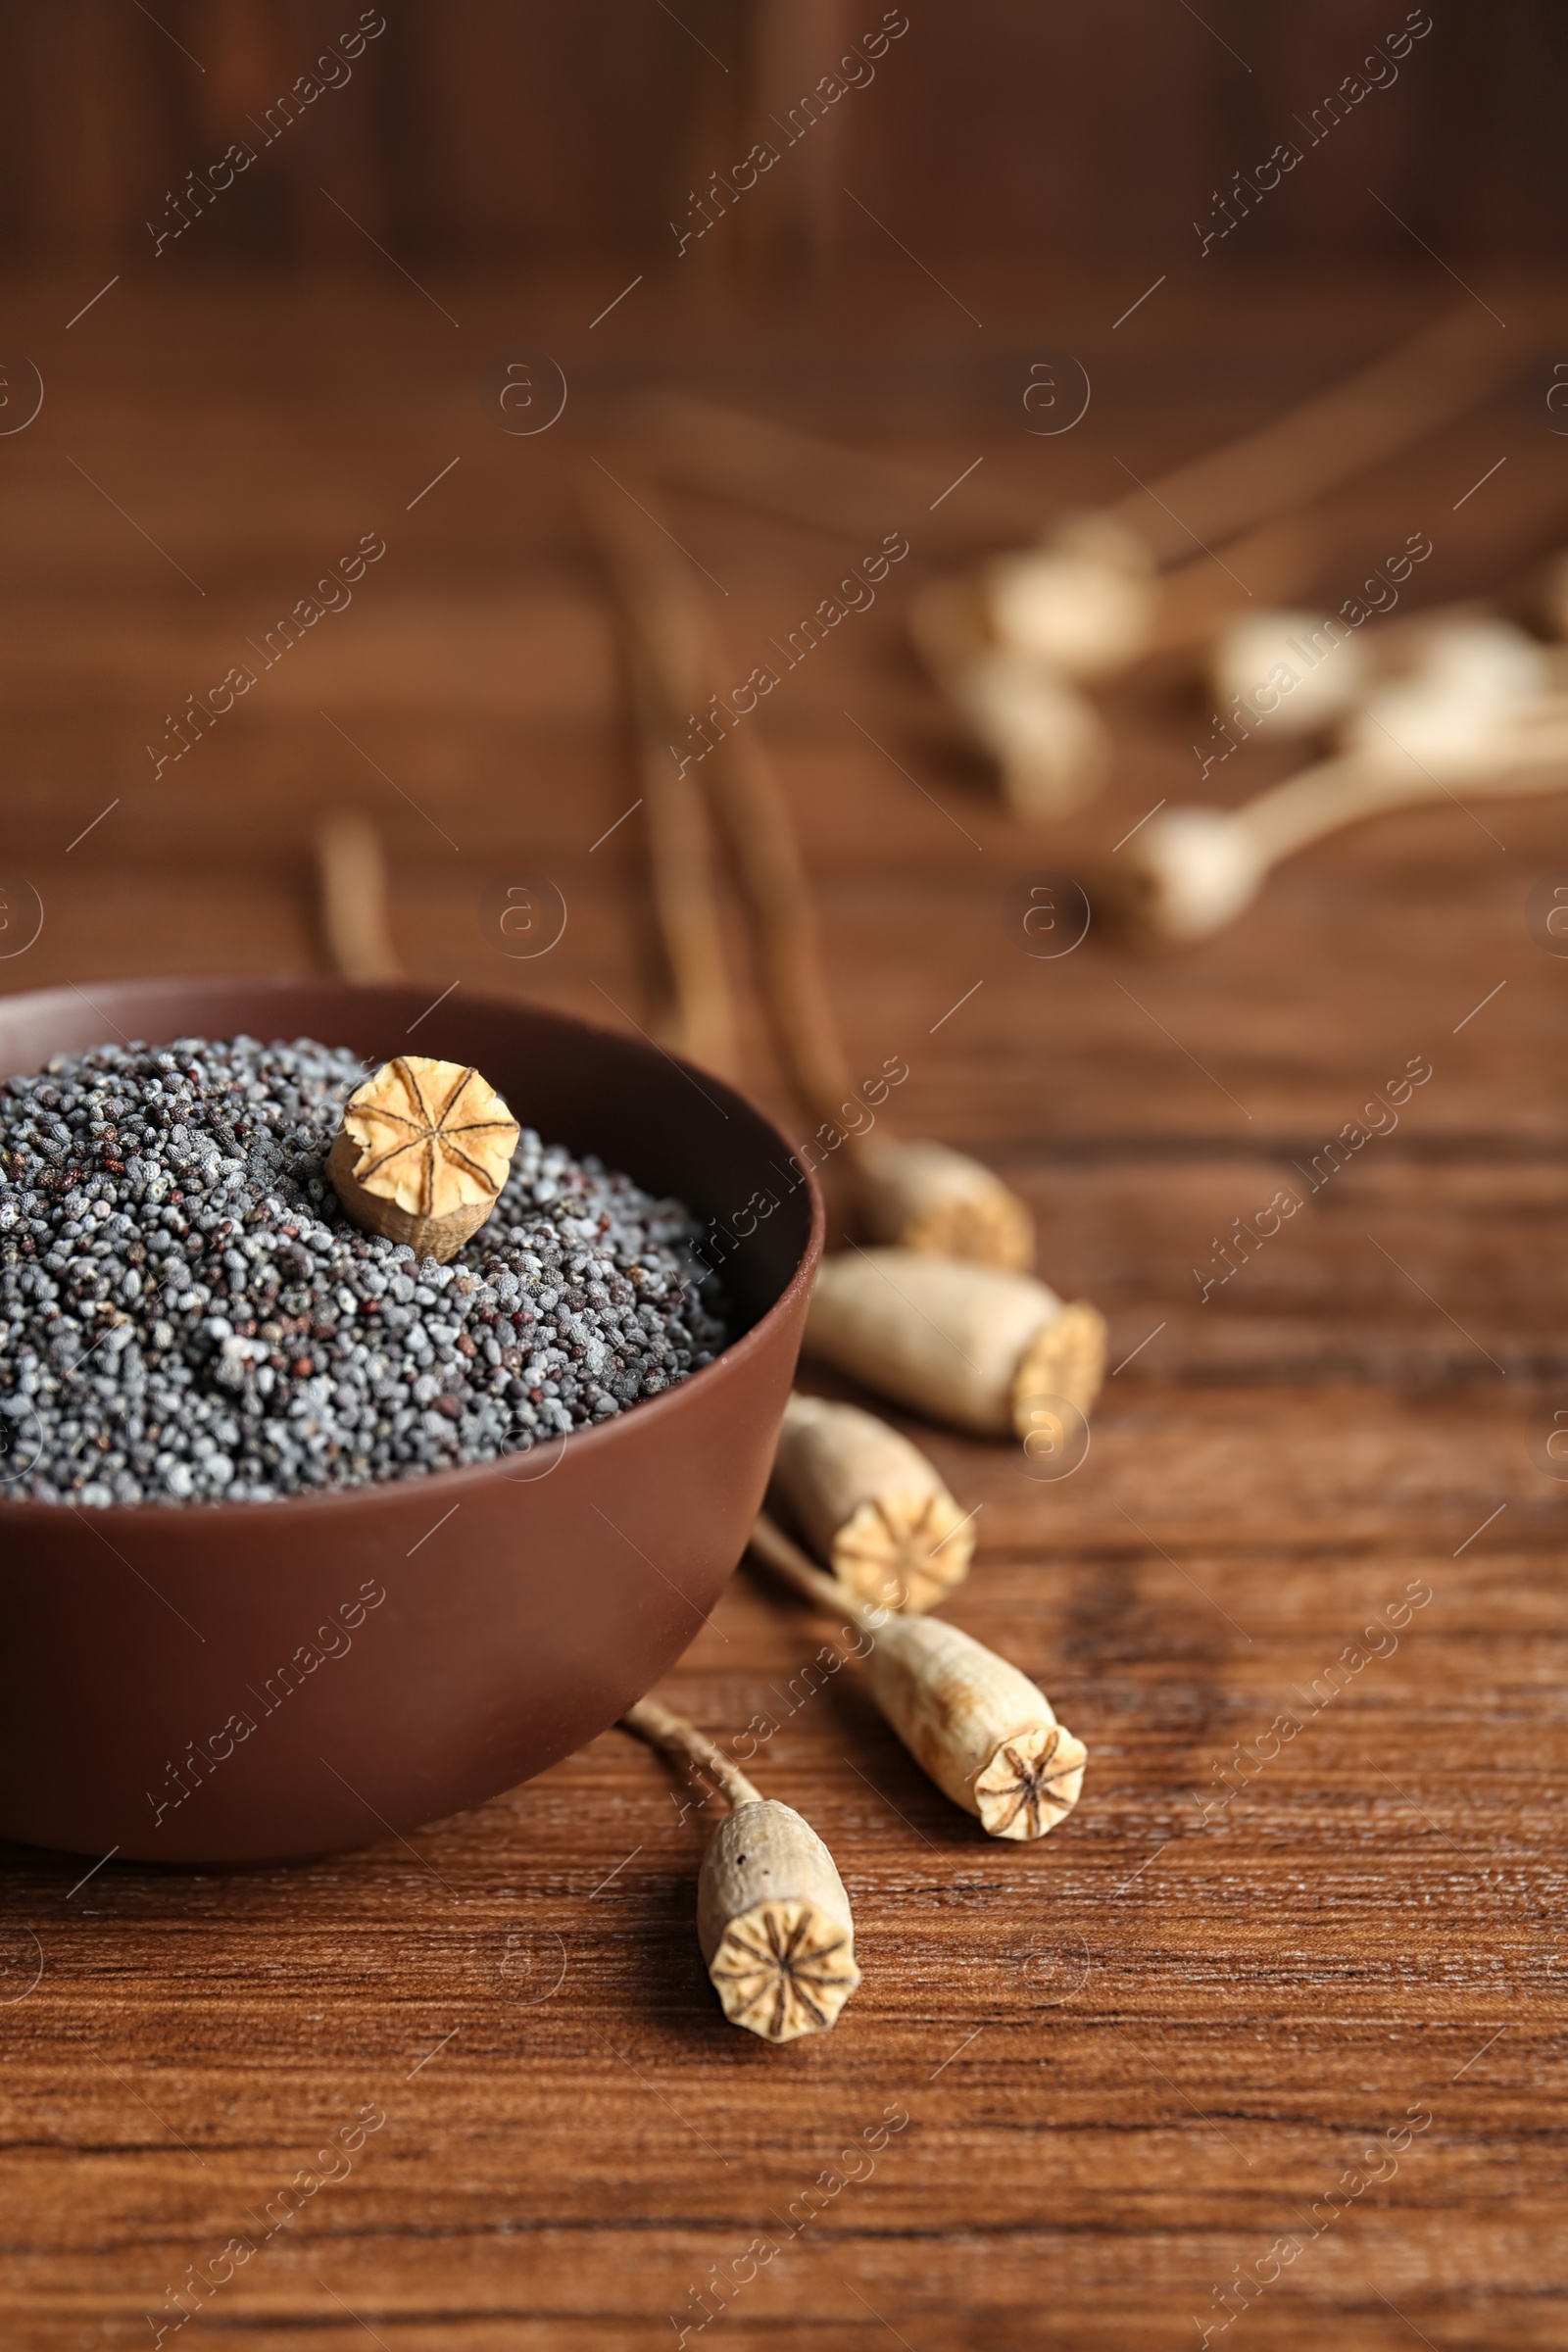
[981,514,1160,678]
[1341,616,1553,774]
[950,655,1109,821]
[1102,804,1271,946]
[907,519,1147,821]
[804,1250,1105,1437]
[326,1055,519,1263]
[1105,696,1568,948]
[1208,608,1369,738]
[769,1392,974,1614]
[620,1695,859,2044]
[855,1134,1034,1272]
[750,1514,1087,1841]
[912,515,1157,685]
[582,474,1038,1261]
[910,609,1109,823]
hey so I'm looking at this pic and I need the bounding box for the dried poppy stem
[581,474,739,1077]
[688,609,1036,1265]
[580,470,1035,1268]
[691,644,860,1127]
[621,1693,763,1808]
[1102,303,1534,567]
[749,1513,1087,1841]
[619,1694,860,2043]
[637,390,1021,549]
[768,1391,975,1614]
[644,307,1528,636]
[316,810,403,981]
[739,0,852,282]
[629,640,739,1076]
[1110,704,1568,947]
[804,1249,1106,1435]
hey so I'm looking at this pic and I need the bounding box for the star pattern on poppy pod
[708,1897,861,2043]
[327,1055,519,1261]
[974,1722,1087,1840]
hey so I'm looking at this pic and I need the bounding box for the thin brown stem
[1107,303,1537,566]
[639,308,1537,576]
[579,468,858,1136]
[620,1695,763,1810]
[698,682,860,1133]
[581,474,738,1077]
[317,810,402,981]
[749,1510,876,1630]
[629,640,738,1076]
[638,390,1012,549]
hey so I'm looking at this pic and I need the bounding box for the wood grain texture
[0,269,1563,2352]
[2,2,1566,270]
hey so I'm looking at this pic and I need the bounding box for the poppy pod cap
[327,1054,520,1261]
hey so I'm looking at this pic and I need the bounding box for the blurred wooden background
[2,0,1564,272]
[1,7,1566,2348]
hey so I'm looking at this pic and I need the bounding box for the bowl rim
[0,973,824,1527]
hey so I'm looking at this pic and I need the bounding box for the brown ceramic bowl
[0,977,821,1864]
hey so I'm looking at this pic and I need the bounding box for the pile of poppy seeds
[0,1036,729,1506]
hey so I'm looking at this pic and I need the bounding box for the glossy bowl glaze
[0,978,821,1863]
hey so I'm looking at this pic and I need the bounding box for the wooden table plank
[0,270,1562,2351]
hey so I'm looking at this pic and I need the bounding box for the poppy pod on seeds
[326,1056,519,1262]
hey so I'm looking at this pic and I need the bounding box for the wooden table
[0,264,1563,2349]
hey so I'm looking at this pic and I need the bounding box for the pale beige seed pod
[1342,620,1553,778]
[804,1250,1105,1437]
[1208,609,1368,737]
[1109,708,1568,948]
[855,1135,1034,1272]
[1106,804,1270,945]
[908,575,1109,819]
[620,1696,859,2044]
[750,1515,1087,1841]
[980,514,1159,680]
[910,519,1156,685]
[1384,613,1549,703]
[768,1392,974,1614]
[326,1057,520,1262]
[865,1608,1086,1838]
[944,650,1109,820]
[697,1802,859,2043]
